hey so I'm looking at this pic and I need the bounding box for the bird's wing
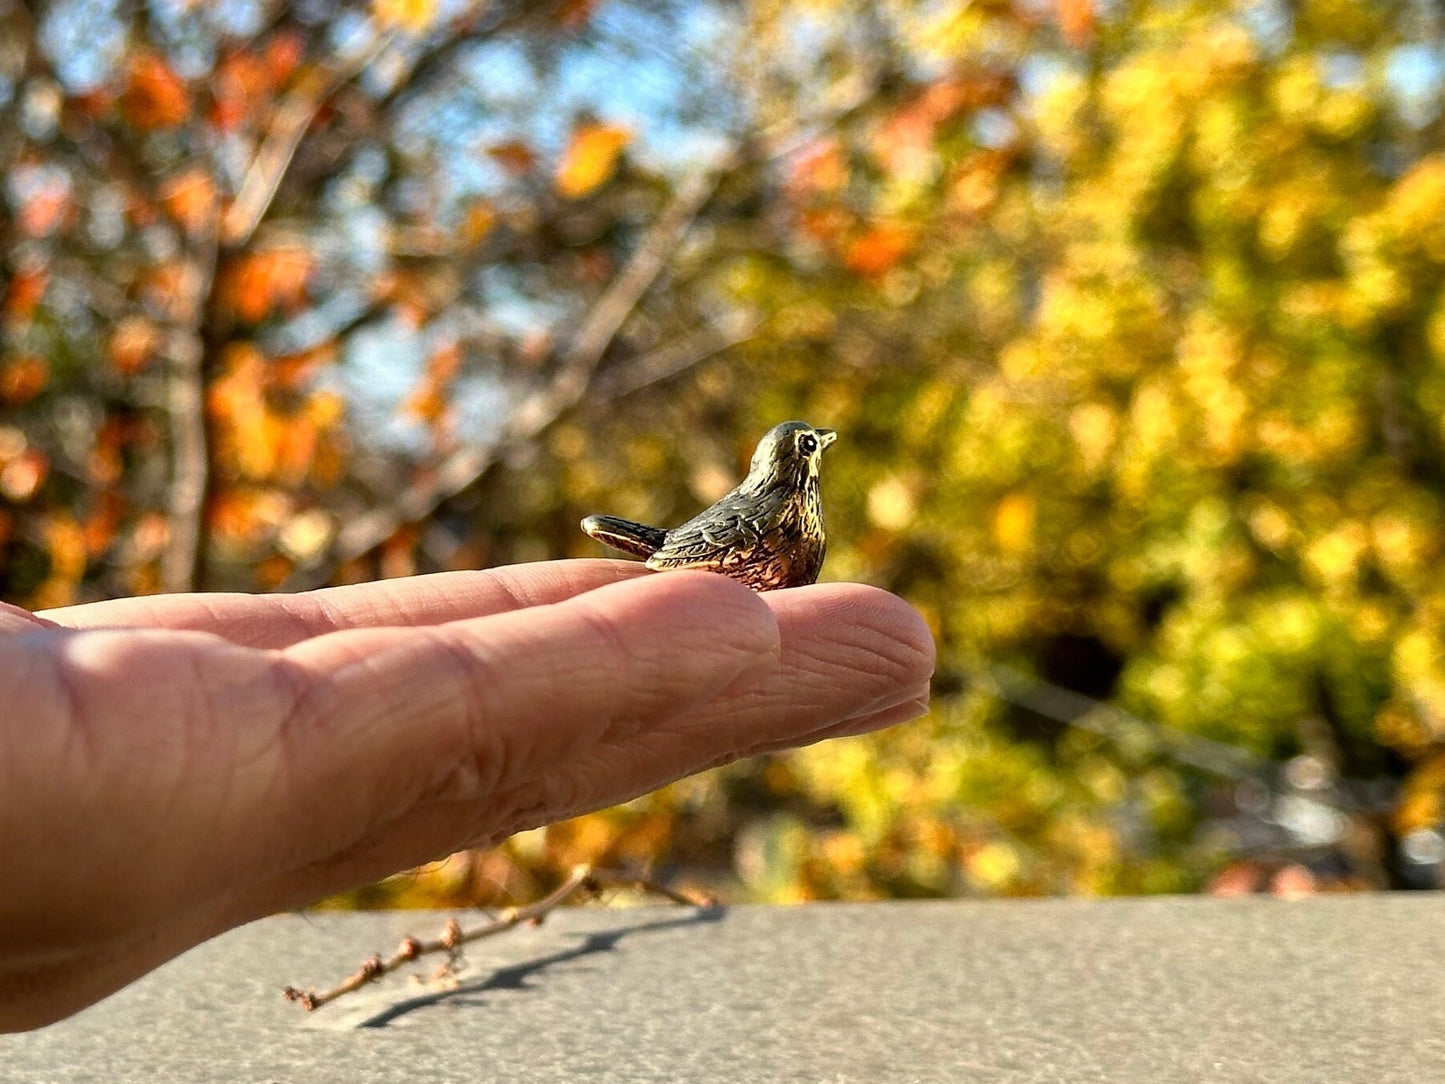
[646,490,790,570]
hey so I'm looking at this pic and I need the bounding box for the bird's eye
[799,433,818,454]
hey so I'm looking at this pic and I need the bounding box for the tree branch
[283,158,732,590]
[592,313,759,402]
[221,33,393,248]
[160,220,222,593]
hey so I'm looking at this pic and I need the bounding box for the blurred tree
[6,0,1445,906]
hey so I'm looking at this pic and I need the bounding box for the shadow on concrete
[353,904,727,1028]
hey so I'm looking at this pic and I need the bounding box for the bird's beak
[816,428,838,449]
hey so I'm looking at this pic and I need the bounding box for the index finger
[38,560,648,648]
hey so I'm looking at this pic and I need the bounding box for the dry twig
[282,864,714,1012]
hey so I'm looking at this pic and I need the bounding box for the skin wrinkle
[274,590,355,646]
[305,635,462,831]
[416,624,511,804]
[134,643,220,878]
[473,567,537,614]
[258,650,384,875]
[35,633,97,798]
[456,613,623,786]
[12,645,183,942]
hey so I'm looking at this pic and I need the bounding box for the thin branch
[282,864,714,1012]
[981,664,1271,780]
[283,1,533,195]
[283,158,732,590]
[508,163,732,432]
[221,33,393,248]
[592,313,760,402]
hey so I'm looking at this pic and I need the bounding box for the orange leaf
[210,52,268,133]
[83,491,126,557]
[18,181,70,238]
[556,123,631,199]
[307,389,346,428]
[488,140,537,174]
[797,207,852,245]
[218,248,314,323]
[0,356,48,405]
[463,201,498,245]
[109,316,163,375]
[0,448,49,502]
[1055,0,1095,47]
[271,344,338,392]
[844,223,915,276]
[256,553,295,590]
[90,418,128,485]
[38,514,86,608]
[380,525,419,579]
[160,169,216,237]
[122,52,191,130]
[139,261,193,321]
[557,0,601,31]
[4,265,48,323]
[427,342,463,383]
[276,413,319,485]
[402,381,448,425]
[874,104,936,178]
[788,139,848,197]
[265,31,306,85]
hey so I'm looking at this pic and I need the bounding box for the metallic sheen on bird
[581,421,837,591]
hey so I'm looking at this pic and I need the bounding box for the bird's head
[745,421,837,487]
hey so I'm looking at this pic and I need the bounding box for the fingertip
[769,582,936,684]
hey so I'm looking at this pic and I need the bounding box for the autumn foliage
[4,0,1445,906]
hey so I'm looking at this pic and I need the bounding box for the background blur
[3,0,1443,904]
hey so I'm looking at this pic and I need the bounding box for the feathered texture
[581,421,836,591]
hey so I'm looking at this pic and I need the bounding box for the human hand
[0,560,933,1031]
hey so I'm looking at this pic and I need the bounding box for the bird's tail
[580,515,668,560]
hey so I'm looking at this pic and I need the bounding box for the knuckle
[418,627,512,800]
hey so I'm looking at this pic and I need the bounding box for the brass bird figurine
[581,421,837,591]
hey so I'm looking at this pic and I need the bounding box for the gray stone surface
[3,895,1442,1082]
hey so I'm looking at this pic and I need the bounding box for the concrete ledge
[5,895,1442,1081]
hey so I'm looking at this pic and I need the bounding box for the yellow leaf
[993,492,1036,554]
[373,0,437,32]
[555,123,631,198]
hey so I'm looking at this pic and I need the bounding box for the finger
[247,571,782,874]
[37,560,648,647]
[0,602,55,637]
[236,583,934,909]
[468,582,937,825]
